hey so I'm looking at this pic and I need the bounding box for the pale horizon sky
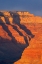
[0,0,42,16]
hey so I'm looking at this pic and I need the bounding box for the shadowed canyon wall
[0,11,42,64]
[0,11,35,64]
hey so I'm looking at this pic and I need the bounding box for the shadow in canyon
[10,11,35,40]
[0,11,35,64]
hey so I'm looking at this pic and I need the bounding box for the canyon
[0,11,42,64]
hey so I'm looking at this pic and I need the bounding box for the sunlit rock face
[17,11,42,23]
[0,11,42,24]
[0,11,35,64]
[0,11,42,64]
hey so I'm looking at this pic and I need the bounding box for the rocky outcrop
[14,23,42,64]
[0,11,42,24]
[0,11,35,64]
[0,11,42,64]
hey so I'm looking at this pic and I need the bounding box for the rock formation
[0,11,42,64]
[0,11,42,24]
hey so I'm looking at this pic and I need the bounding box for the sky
[0,0,42,16]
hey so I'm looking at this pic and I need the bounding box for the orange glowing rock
[0,11,42,64]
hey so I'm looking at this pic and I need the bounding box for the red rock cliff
[0,11,42,64]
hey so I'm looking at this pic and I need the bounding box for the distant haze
[0,0,42,16]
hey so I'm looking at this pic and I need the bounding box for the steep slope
[14,23,42,64]
[0,11,42,64]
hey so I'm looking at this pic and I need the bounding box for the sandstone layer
[0,11,42,24]
[0,11,42,64]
